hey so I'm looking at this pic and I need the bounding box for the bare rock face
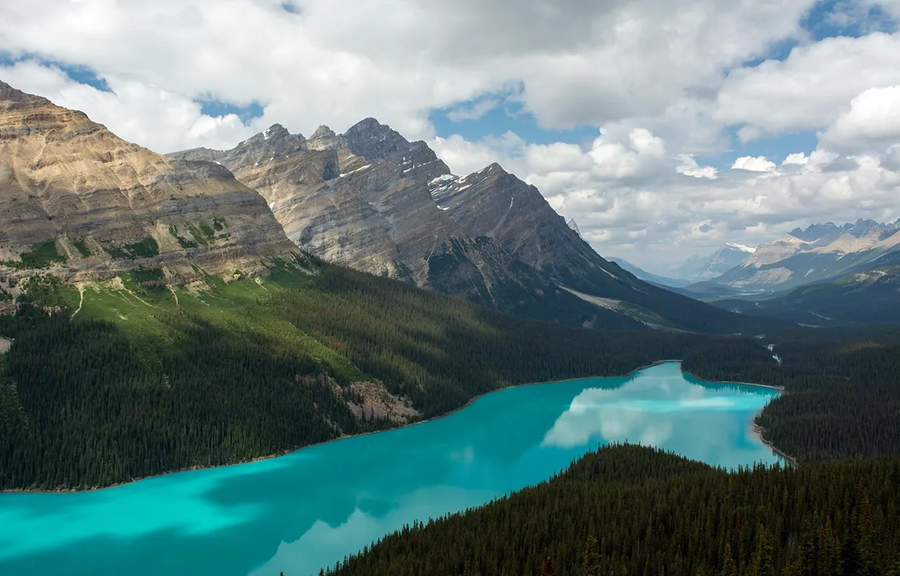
[171,118,770,333]
[0,80,295,283]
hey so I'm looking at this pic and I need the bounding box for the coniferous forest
[325,445,900,576]
[0,260,899,500]
[0,263,761,490]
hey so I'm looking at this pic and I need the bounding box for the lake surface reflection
[0,362,780,576]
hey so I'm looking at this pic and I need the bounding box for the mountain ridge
[0,80,296,288]
[691,219,900,296]
[171,120,783,334]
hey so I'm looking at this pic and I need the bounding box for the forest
[0,259,899,489]
[324,444,900,576]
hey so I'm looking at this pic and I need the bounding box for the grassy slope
[70,259,368,384]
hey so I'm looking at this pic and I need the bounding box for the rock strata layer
[0,81,295,284]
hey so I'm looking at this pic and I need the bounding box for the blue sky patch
[0,53,112,92]
[431,97,598,147]
[199,100,264,122]
[803,0,898,41]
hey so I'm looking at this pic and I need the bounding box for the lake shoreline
[1,359,785,494]
[751,423,798,466]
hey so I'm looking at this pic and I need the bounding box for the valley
[0,76,899,576]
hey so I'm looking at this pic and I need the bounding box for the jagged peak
[346,117,389,133]
[311,125,336,139]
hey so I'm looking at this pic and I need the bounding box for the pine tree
[543,557,556,576]
[582,535,601,576]
[752,526,776,576]
[722,543,737,576]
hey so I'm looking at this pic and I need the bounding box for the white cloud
[782,152,809,166]
[819,85,900,154]
[731,156,776,172]
[0,61,252,153]
[715,32,900,140]
[0,0,822,153]
[677,155,719,179]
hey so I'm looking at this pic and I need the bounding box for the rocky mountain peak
[307,125,343,151]
[343,117,410,160]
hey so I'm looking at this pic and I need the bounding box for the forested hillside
[2,257,899,490]
[0,256,766,490]
[326,445,900,576]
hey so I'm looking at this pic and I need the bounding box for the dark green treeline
[325,445,900,576]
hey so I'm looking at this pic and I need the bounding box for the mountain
[691,219,900,295]
[172,122,782,334]
[0,80,295,288]
[607,257,691,288]
[712,248,900,325]
[668,243,756,283]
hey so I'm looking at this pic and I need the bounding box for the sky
[1,0,899,272]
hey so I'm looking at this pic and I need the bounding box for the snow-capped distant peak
[566,218,582,237]
[726,242,757,253]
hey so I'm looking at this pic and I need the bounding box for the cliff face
[0,81,295,282]
[173,120,775,333]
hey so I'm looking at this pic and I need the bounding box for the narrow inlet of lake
[0,362,782,576]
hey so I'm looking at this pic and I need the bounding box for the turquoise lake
[0,362,781,576]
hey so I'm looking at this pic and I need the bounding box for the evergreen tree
[752,526,776,576]
[582,535,601,576]
[722,543,737,576]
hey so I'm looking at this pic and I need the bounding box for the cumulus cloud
[677,156,719,179]
[715,32,900,140]
[731,156,776,172]
[820,85,900,154]
[0,0,822,152]
[0,61,252,153]
[782,152,809,166]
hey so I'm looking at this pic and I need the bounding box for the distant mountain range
[689,220,900,325]
[607,258,691,288]
[690,219,900,296]
[667,244,757,284]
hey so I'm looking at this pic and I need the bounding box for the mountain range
[682,220,900,325]
[169,120,776,333]
[690,220,900,295]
